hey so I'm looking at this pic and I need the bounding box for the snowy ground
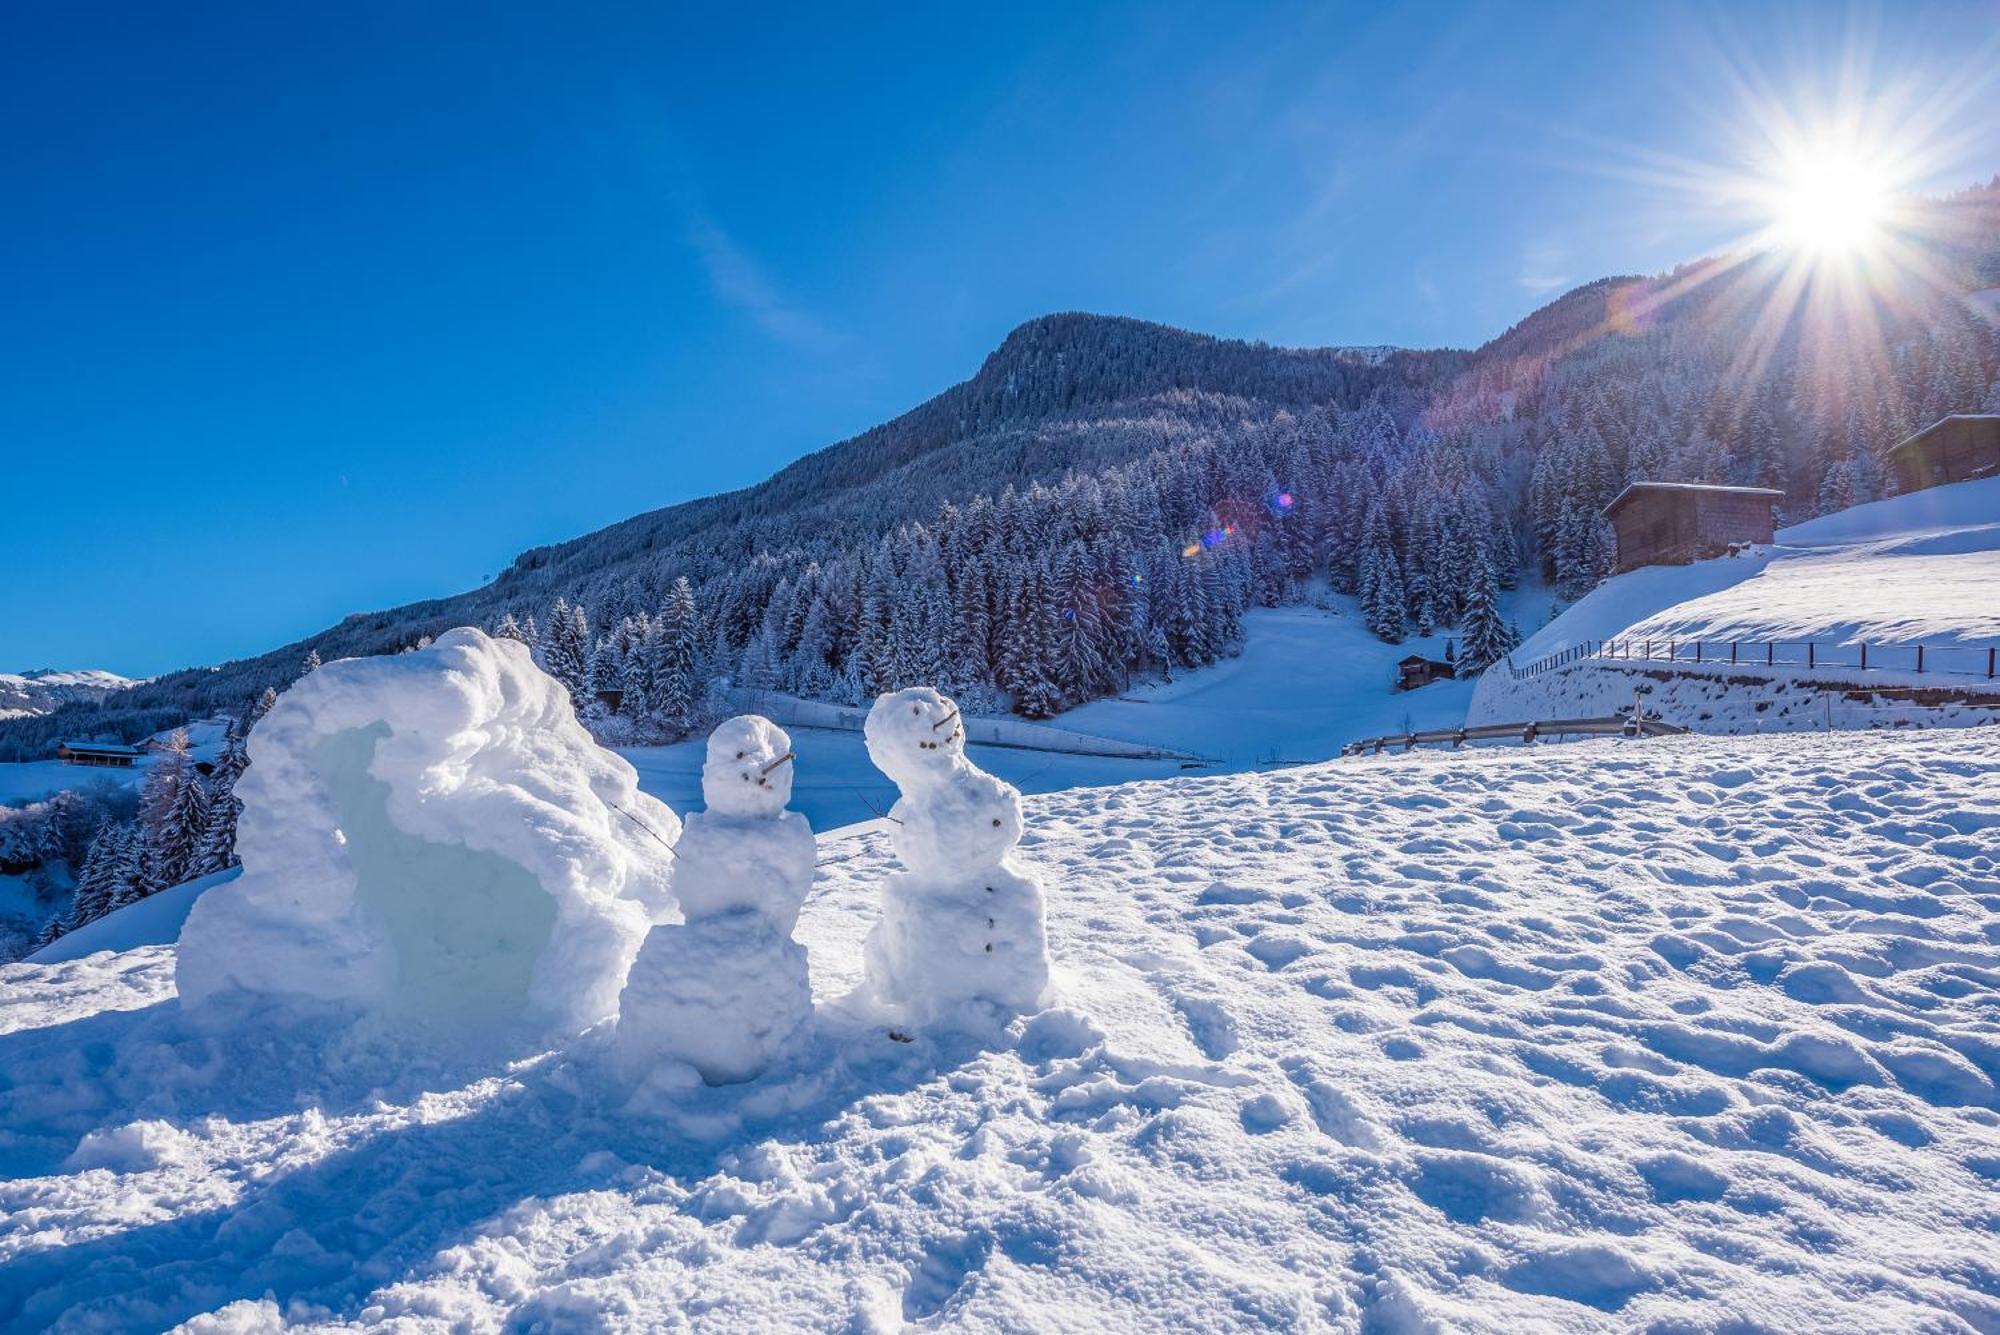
[3,726,1996,1330]
[620,602,1527,830]
[1504,477,2000,673]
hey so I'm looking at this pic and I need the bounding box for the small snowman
[614,715,815,1086]
[860,687,1050,1030]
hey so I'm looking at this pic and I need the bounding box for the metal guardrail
[1503,638,2000,681]
[1341,712,1687,758]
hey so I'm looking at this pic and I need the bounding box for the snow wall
[175,628,680,1039]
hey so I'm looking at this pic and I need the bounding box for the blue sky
[5,1,1997,677]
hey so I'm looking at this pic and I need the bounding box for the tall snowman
[614,715,815,1085]
[861,687,1050,1030]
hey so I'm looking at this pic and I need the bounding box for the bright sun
[1767,145,1896,256]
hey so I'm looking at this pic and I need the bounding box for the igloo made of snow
[175,628,678,1040]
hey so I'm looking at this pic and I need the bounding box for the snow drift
[174,628,677,1040]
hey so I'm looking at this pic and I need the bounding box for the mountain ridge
[6,182,1996,759]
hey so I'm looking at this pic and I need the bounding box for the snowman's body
[614,715,813,1085]
[861,688,1050,1028]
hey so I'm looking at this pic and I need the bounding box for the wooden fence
[1503,638,2000,682]
[1341,712,1687,758]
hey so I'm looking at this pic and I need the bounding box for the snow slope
[618,601,1512,830]
[1473,478,2000,731]
[2,727,1995,1330]
[1506,477,2000,669]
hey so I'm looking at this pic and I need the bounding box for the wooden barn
[56,740,145,768]
[1395,654,1456,691]
[1603,481,1783,572]
[1887,415,2000,494]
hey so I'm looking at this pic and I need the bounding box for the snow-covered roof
[1603,480,1784,517]
[58,740,145,756]
[1886,414,2000,457]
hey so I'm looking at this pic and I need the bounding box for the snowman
[614,715,815,1085]
[860,687,1050,1030]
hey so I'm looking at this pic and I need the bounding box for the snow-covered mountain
[5,183,1999,760]
[0,668,137,721]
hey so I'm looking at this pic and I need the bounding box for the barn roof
[1602,480,1785,519]
[58,740,145,756]
[1886,414,2000,459]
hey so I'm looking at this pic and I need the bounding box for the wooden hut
[1603,482,1783,572]
[1395,654,1456,691]
[1886,415,2000,494]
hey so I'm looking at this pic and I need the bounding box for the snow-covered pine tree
[254,685,280,720]
[1458,550,1518,674]
[68,825,120,929]
[138,729,191,889]
[108,824,150,911]
[192,724,248,876]
[538,597,589,707]
[494,612,530,646]
[155,765,211,891]
[1358,506,1407,643]
[650,578,700,738]
[301,649,322,678]
[1054,543,1110,705]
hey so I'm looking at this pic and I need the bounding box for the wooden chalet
[57,740,145,769]
[1887,415,2000,494]
[1603,481,1783,572]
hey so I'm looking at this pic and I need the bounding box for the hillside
[1470,476,2000,732]
[7,183,1999,760]
[3,726,1995,1329]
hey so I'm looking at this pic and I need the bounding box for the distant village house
[1603,481,1783,573]
[1887,415,2000,494]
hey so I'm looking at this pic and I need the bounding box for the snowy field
[3,726,1996,1330]
[618,603,1515,829]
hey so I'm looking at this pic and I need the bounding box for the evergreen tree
[494,612,531,646]
[108,825,149,911]
[193,724,248,876]
[69,826,121,929]
[649,578,700,737]
[1458,550,1518,674]
[138,729,192,888]
[33,915,65,950]
[156,767,211,891]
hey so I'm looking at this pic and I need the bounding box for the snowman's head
[863,687,966,790]
[701,714,795,817]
